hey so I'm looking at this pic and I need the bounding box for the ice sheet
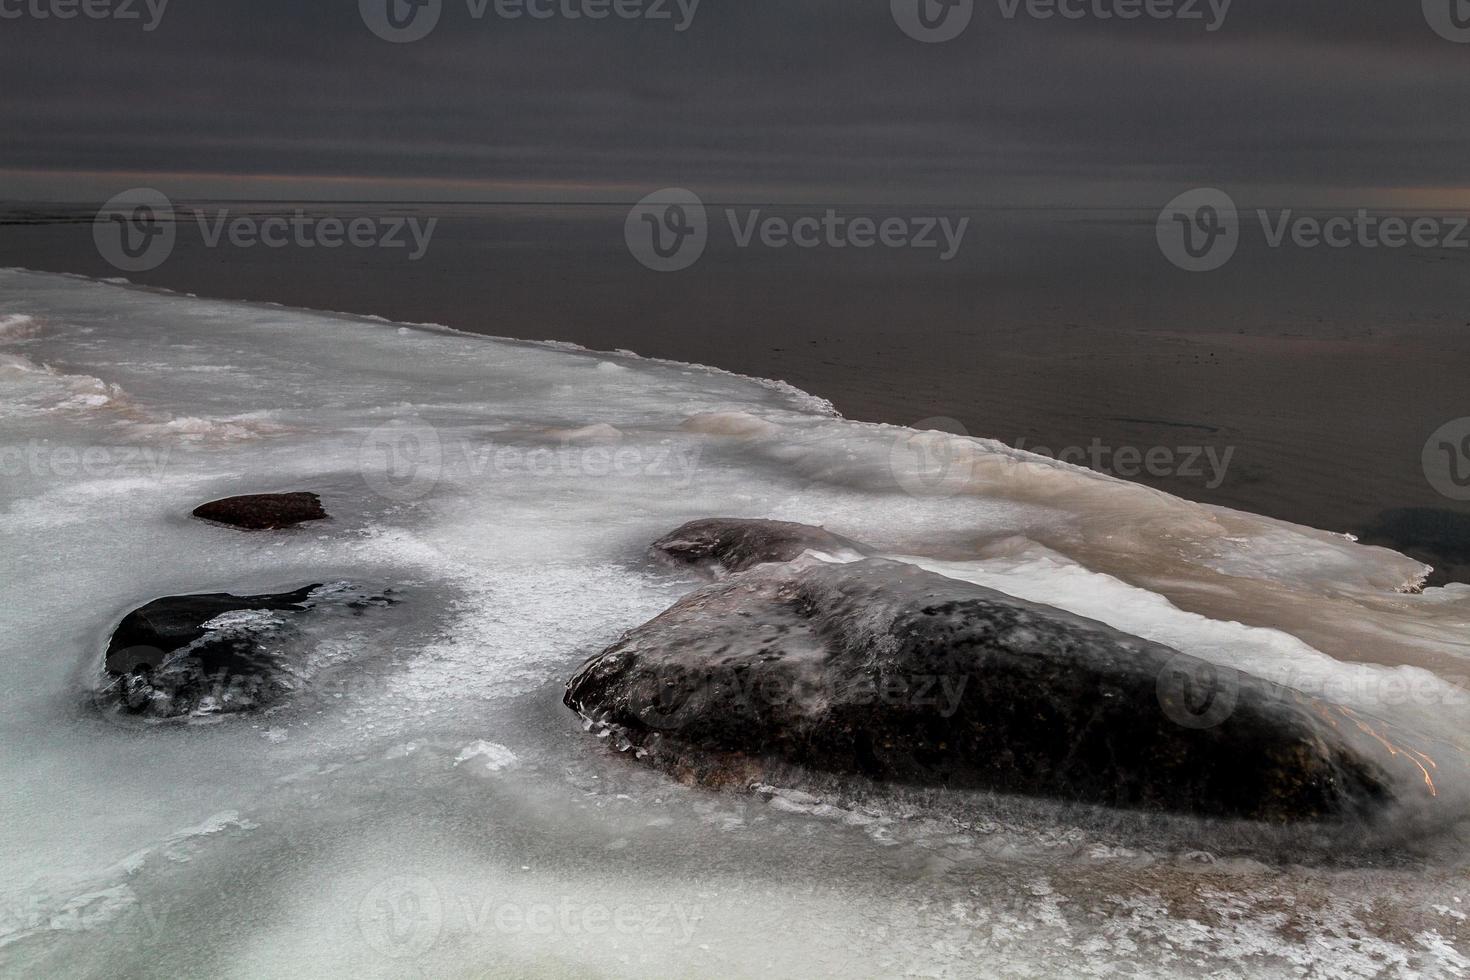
[1,268,1467,977]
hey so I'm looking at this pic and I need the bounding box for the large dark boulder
[192,492,328,530]
[652,518,865,576]
[103,584,394,719]
[567,559,1420,823]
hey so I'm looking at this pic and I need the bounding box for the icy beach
[2,267,1469,977]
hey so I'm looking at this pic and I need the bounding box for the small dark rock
[567,558,1421,823]
[192,492,328,530]
[652,518,865,576]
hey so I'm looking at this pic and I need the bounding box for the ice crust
[1,269,1468,977]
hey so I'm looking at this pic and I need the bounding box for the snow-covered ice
[1,268,1468,977]
[455,741,519,772]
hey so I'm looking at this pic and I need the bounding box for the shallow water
[2,269,1468,976]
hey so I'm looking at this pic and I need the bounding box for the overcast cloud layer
[3,0,1469,204]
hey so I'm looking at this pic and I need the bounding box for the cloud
[2,0,1466,204]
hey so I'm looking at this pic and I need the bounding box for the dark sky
[3,0,1469,204]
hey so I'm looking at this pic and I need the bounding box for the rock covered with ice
[651,517,867,576]
[567,557,1425,823]
[102,583,397,719]
[191,491,329,530]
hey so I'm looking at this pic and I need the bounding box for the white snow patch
[454,741,519,772]
[680,411,780,437]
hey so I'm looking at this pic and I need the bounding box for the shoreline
[2,205,1466,586]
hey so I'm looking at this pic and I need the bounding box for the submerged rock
[192,492,328,530]
[567,558,1411,823]
[652,518,865,576]
[103,583,395,719]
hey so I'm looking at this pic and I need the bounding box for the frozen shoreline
[2,268,1468,976]
[9,202,1468,587]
